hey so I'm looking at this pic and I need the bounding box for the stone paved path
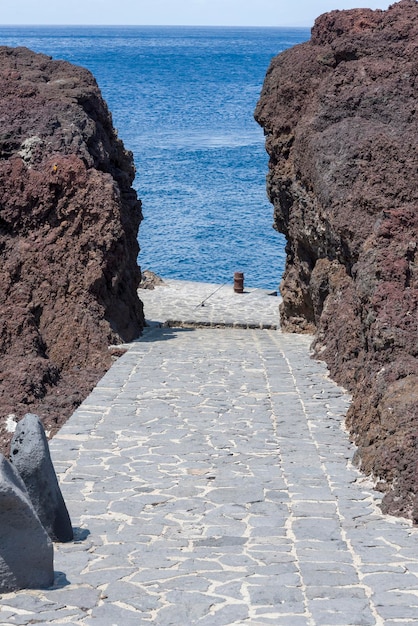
[2,280,418,625]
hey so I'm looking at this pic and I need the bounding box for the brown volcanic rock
[255,0,418,519]
[0,46,144,452]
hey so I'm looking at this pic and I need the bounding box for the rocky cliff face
[0,47,144,451]
[255,0,418,520]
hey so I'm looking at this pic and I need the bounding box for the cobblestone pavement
[2,280,418,625]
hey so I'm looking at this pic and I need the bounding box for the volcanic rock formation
[255,0,418,519]
[0,46,144,453]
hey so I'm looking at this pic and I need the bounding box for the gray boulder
[10,413,73,542]
[0,454,54,592]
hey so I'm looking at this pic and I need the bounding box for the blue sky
[1,0,394,27]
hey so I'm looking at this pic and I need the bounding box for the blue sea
[0,26,310,289]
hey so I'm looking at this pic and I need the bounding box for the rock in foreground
[0,46,145,452]
[10,413,73,542]
[0,454,54,591]
[255,0,418,519]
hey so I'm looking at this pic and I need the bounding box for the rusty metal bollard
[233,272,244,293]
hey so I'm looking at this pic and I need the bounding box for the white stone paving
[1,280,418,625]
[138,279,280,329]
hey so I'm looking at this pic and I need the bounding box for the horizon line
[0,23,312,29]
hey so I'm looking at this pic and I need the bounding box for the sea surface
[0,26,310,289]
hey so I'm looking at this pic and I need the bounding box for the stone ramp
[2,280,418,625]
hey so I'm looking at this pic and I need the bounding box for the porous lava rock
[138,269,165,290]
[10,413,73,542]
[255,0,418,519]
[0,46,145,453]
[0,453,54,591]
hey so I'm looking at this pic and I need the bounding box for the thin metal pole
[195,283,227,308]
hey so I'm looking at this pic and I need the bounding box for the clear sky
[1,0,395,27]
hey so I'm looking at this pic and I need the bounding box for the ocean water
[0,26,310,289]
